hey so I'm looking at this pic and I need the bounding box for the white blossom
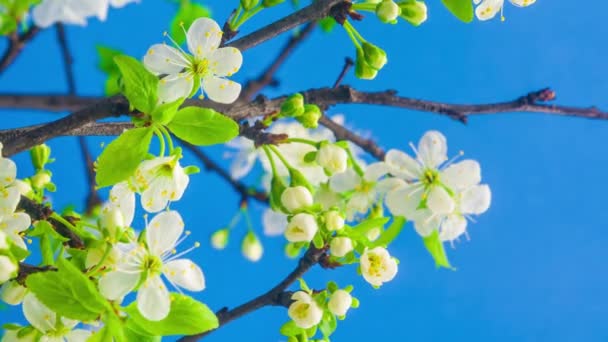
[330,236,353,257]
[360,247,398,287]
[328,289,352,316]
[0,280,27,305]
[324,210,345,231]
[0,143,21,216]
[288,291,323,329]
[285,213,318,243]
[133,156,189,213]
[0,255,16,284]
[32,0,139,28]
[262,209,288,236]
[144,18,243,104]
[281,186,313,213]
[99,211,205,321]
[241,231,263,262]
[316,144,348,175]
[474,0,536,21]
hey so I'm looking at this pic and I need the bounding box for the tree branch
[178,246,327,341]
[0,26,40,74]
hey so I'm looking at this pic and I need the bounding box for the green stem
[262,146,280,177]
[159,125,175,154]
[230,5,244,28]
[86,243,113,276]
[154,127,166,156]
[269,145,293,170]
[346,146,365,177]
[50,213,81,235]
[233,5,264,30]
[286,138,319,147]
[342,21,362,48]
[351,3,377,11]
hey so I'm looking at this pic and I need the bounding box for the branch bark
[0,26,40,74]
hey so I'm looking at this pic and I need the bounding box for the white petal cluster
[281,186,313,213]
[385,131,491,242]
[21,293,91,341]
[99,211,205,321]
[316,144,348,175]
[144,18,243,104]
[132,156,189,213]
[474,0,536,21]
[285,213,318,243]
[360,247,398,287]
[288,291,323,329]
[32,0,139,28]
[327,289,352,316]
[330,236,354,257]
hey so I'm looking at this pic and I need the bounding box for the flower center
[143,254,163,276]
[422,168,439,186]
[191,58,210,77]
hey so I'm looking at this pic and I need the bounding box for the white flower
[474,0,536,21]
[281,186,313,213]
[225,137,258,180]
[324,210,344,231]
[0,143,21,217]
[285,213,318,243]
[412,184,492,242]
[241,231,263,262]
[329,162,401,220]
[360,247,398,287]
[143,18,243,104]
[106,181,135,228]
[262,209,288,236]
[22,293,91,342]
[32,0,139,28]
[385,131,482,218]
[329,237,353,257]
[133,156,189,213]
[0,255,16,283]
[287,291,323,329]
[327,289,352,316]
[1,280,27,305]
[316,144,348,175]
[0,212,31,251]
[99,211,205,321]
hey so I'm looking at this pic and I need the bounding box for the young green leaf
[280,321,302,337]
[371,216,406,247]
[113,55,159,113]
[441,0,474,23]
[97,45,123,74]
[167,107,239,146]
[422,230,455,270]
[125,294,218,336]
[170,0,212,45]
[151,98,184,125]
[95,127,153,188]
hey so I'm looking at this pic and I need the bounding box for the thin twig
[55,24,76,95]
[0,26,40,74]
[332,57,354,88]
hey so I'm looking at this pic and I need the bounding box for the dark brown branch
[0,26,40,74]
[320,115,385,159]
[2,87,608,157]
[16,263,55,284]
[178,246,327,341]
[181,142,268,204]
[55,24,76,95]
[241,23,316,100]
[332,57,354,88]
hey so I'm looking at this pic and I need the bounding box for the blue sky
[1,0,608,341]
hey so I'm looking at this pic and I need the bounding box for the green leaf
[371,216,406,247]
[351,217,389,237]
[113,55,158,113]
[312,232,324,249]
[0,14,17,35]
[422,230,455,270]
[441,0,474,23]
[170,1,212,45]
[318,311,337,337]
[125,294,218,336]
[25,259,107,321]
[151,98,184,125]
[280,321,302,337]
[167,107,239,146]
[95,127,153,188]
[97,45,123,74]
[8,243,29,261]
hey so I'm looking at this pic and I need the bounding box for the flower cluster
[32,0,140,28]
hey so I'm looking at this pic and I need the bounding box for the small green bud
[280,93,305,117]
[355,48,378,80]
[31,171,51,189]
[262,0,285,8]
[296,104,322,128]
[241,0,260,10]
[362,42,387,70]
[211,228,230,250]
[30,144,51,171]
[398,0,428,26]
[284,243,301,259]
[376,0,401,23]
[241,231,263,262]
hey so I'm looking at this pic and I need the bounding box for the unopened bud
[376,0,401,23]
[285,213,318,243]
[100,206,125,240]
[362,42,387,70]
[316,144,348,175]
[211,228,229,250]
[296,104,322,128]
[330,236,354,257]
[398,0,427,26]
[355,48,378,80]
[241,231,263,262]
[281,186,313,213]
[280,93,305,117]
[324,210,345,231]
[328,289,353,316]
[241,0,260,10]
[30,144,51,171]
[31,171,51,189]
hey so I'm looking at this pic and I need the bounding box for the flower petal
[439,214,467,242]
[412,209,440,237]
[363,162,389,182]
[426,186,455,215]
[0,157,16,188]
[146,211,184,256]
[460,184,492,215]
[109,182,135,227]
[99,271,139,300]
[329,169,361,193]
[158,74,193,103]
[187,18,222,58]
[137,276,171,321]
[262,209,288,236]
[417,130,448,168]
[144,44,189,76]
[509,0,535,7]
[208,47,243,77]
[22,294,55,333]
[475,0,503,20]
[0,186,20,216]
[202,76,241,104]
[385,184,423,218]
[65,329,93,342]
[163,258,206,291]
[230,148,258,180]
[385,149,421,180]
[441,160,481,191]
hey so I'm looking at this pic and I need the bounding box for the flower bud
[1,280,27,305]
[362,42,387,70]
[241,0,260,10]
[211,228,229,250]
[100,206,125,241]
[30,144,51,171]
[262,0,285,7]
[288,291,323,329]
[0,256,17,284]
[328,289,353,316]
[324,210,345,231]
[31,171,51,189]
[376,0,401,23]
[316,144,348,175]
[398,0,427,26]
[355,48,378,80]
[296,104,322,129]
[280,93,305,117]
[330,237,353,257]
[242,231,263,262]
[281,186,313,212]
[285,213,318,242]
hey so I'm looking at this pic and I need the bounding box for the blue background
[1,0,607,341]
